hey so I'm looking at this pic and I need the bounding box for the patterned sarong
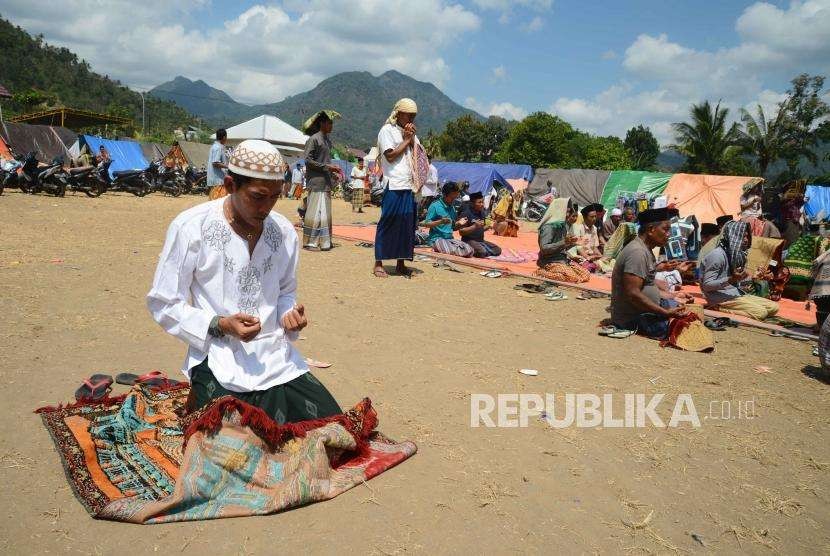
[351,187,365,211]
[534,262,591,283]
[37,385,416,523]
[432,238,474,258]
[303,190,332,249]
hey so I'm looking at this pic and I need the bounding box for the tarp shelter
[80,135,148,178]
[663,174,762,225]
[0,122,73,162]
[225,115,308,150]
[432,161,511,195]
[178,141,212,169]
[0,136,10,159]
[599,171,673,211]
[119,138,169,162]
[490,163,534,183]
[528,168,610,208]
[803,184,830,221]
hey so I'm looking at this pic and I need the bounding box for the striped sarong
[432,238,474,258]
[303,191,332,250]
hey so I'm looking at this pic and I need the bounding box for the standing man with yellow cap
[373,98,423,278]
[147,139,342,423]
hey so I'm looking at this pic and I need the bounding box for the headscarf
[719,220,751,273]
[387,98,418,124]
[302,109,341,135]
[539,196,573,227]
[603,223,638,260]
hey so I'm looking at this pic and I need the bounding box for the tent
[803,184,830,221]
[431,161,511,195]
[0,122,73,161]
[0,135,11,159]
[663,174,762,225]
[527,168,610,207]
[80,135,148,178]
[225,115,308,149]
[598,171,673,211]
[178,141,212,169]
[490,163,533,183]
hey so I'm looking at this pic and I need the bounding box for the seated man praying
[459,191,502,258]
[570,203,604,270]
[610,208,689,338]
[423,181,473,257]
[699,220,779,321]
[147,139,342,423]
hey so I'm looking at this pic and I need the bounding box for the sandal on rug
[74,374,113,401]
[545,290,567,301]
[115,370,180,389]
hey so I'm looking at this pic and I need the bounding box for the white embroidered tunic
[147,198,308,392]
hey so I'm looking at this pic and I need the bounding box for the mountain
[150,70,482,148]
[149,76,252,125]
[0,17,199,138]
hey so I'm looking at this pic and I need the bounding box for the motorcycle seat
[70,166,94,175]
[113,170,142,178]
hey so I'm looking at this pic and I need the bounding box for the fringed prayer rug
[37,385,416,523]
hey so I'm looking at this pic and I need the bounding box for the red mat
[332,224,816,328]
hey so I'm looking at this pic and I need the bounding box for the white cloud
[2,0,480,104]
[466,97,528,121]
[472,0,552,11]
[601,50,617,60]
[549,0,830,146]
[523,16,544,33]
[491,65,507,81]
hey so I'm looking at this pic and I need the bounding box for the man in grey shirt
[611,208,688,338]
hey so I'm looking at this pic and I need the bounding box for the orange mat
[332,224,816,328]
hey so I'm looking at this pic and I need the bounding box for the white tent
[225,115,308,150]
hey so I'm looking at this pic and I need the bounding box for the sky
[3,0,830,145]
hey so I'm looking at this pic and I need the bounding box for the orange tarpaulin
[663,173,762,225]
[0,135,10,158]
[506,178,529,192]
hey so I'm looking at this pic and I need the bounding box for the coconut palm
[735,104,787,177]
[672,101,741,174]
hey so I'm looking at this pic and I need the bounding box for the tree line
[430,73,829,184]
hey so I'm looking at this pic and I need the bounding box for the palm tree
[735,104,787,177]
[672,101,741,174]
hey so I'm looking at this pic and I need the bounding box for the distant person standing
[372,98,423,278]
[291,162,304,199]
[207,128,228,199]
[418,162,439,219]
[350,157,368,213]
[301,110,342,251]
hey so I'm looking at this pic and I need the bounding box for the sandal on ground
[704,319,727,331]
[513,283,546,293]
[372,268,388,278]
[607,328,636,339]
[115,370,180,389]
[74,374,114,401]
[545,290,567,301]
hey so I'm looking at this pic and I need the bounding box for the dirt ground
[1,189,829,555]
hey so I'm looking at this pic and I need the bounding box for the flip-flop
[74,374,113,401]
[372,268,389,278]
[480,270,503,278]
[513,283,546,293]
[607,328,636,339]
[115,370,180,389]
[545,290,567,301]
[812,346,819,357]
[355,242,374,248]
[305,358,332,368]
[704,320,727,331]
[598,325,616,336]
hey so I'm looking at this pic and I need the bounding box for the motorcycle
[146,159,183,197]
[185,166,208,195]
[54,162,106,197]
[522,196,550,222]
[102,160,151,197]
[8,152,66,197]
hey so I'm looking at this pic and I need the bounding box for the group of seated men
[422,182,504,258]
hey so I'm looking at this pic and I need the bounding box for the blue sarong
[374,188,416,261]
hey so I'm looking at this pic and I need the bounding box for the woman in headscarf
[533,197,590,283]
[301,110,342,251]
[699,220,779,321]
[372,98,428,278]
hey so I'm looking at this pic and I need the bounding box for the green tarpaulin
[599,171,673,211]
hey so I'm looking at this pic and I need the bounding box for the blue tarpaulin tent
[490,163,533,183]
[804,184,830,221]
[80,135,148,179]
[432,161,511,195]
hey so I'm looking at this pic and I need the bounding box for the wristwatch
[208,315,225,338]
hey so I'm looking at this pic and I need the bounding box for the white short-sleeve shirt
[377,123,416,191]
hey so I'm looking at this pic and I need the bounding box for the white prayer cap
[228,139,285,181]
[611,208,623,216]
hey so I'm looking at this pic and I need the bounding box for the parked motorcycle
[146,159,183,197]
[7,152,66,197]
[102,160,151,197]
[54,161,106,197]
[522,196,549,222]
[185,166,208,195]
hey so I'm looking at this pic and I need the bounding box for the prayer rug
[37,385,416,523]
